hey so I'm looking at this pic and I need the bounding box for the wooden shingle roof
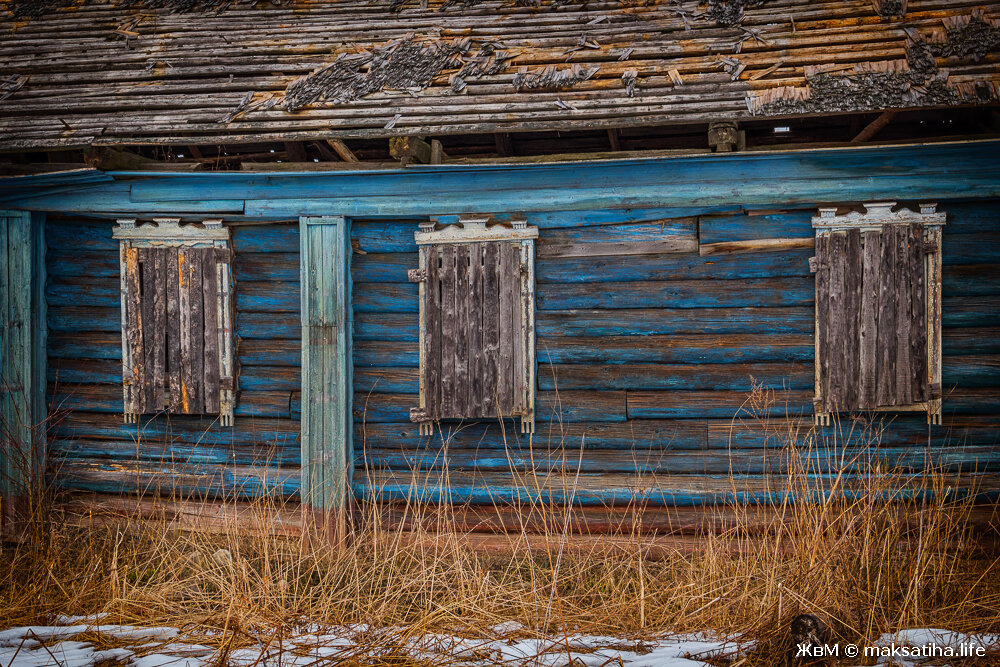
[1,0,999,150]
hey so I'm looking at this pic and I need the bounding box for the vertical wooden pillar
[299,216,353,541]
[1,211,46,535]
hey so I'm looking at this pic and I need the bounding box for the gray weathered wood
[440,244,457,418]
[468,242,484,418]
[876,224,897,407]
[454,243,470,416]
[909,223,928,402]
[814,234,829,418]
[497,242,515,415]
[894,224,913,406]
[827,232,846,412]
[842,228,862,410]
[203,248,221,414]
[150,247,167,411]
[425,244,440,420]
[123,245,145,417]
[482,241,499,418]
[166,247,182,412]
[859,229,881,409]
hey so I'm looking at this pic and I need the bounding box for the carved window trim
[409,215,537,435]
[113,218,235,425]
[811,202,945,426]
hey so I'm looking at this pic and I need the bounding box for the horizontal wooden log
[358,443,1000,475]
[351,391,627,424]
[354,312,419,341]
[698,238,815,256]
[355,420,709,451]
[536,219,697,257]
[538,333,813,364]
[231,224,298,253]
[535,307,814,336]
[352,253,417,283]
[48,358,299,391]
[539,362,814,391]
[60,493,303,537]
[537,248,814,283]
[353,470,1000,506]
[51,438,300,467]
[53,411,300,447]
[50,383,293,419]
[626,390,814,419]
[536,278,814,310]
[51,457,298,499]
[232,252,299,282]
[699,211,814,244]
[47,277,300,313]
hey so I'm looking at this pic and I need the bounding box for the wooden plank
[539,333,813,364]
[814,233,830,414]
[453,243,470,417]
[538,362,813,391]
[482,241,500,419]
[166,248,182,412]
[188,248,206,413]
[536,219,698,257]
[894,224,913,406]
[842,228,862,410]
[424,244,440,420]
[627,390,814,420]
[138,248,158,412]
[468,242,484,418]
[537,277,813,310]
[497,242,515,415]
[858,230,881,409]
[299,216,353,518]
[876,225,897,407]
[177,247,193,414]
[826,232,847,411]
[202,248,221,414]
[511,242,525,414]
[151,248,169,411]
[123,245,145,415]
[537,307,814,336]
[439,244,457,419]
[909,223,928,402]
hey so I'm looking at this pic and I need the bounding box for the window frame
[811,202,945,426]
[112,218,235,425]
[409,215,537,436]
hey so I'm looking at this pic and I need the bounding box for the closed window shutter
[812,203,943,424]
[410,217,536,435]
[116,219,234,424]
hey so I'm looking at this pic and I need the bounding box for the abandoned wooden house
[1,0,999,542]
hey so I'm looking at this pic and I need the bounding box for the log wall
[45,200,1000,503]
[47,217,301,497]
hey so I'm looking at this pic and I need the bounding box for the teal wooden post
[1,211,46,534]
[299,216,353,539]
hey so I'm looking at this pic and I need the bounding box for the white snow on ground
[0,621,995,667]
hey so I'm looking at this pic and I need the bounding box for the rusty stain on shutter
[114,219,235,424]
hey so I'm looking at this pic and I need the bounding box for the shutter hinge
[408,268,427,283]
[808,256,819,273]
[922,240,940,254]
[409,407,430,422]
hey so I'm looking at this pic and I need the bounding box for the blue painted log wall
[45,199,1000,504]
[47,217,302,498]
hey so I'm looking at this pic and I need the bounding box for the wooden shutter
[115,219,234,424]
[410,217,537,435]
[812,203,944,424]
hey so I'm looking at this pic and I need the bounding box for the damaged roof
[1,0,999,150]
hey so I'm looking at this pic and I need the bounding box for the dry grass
[1,387,999,665]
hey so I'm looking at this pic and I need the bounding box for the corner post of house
[1,210,46,537]
[299,215,353,543]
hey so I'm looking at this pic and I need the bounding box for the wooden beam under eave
[326,138,359,162]
[851,110,898,143]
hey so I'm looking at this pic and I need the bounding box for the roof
[2,0,999,150]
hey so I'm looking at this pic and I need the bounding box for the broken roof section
[1,0,999,150]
